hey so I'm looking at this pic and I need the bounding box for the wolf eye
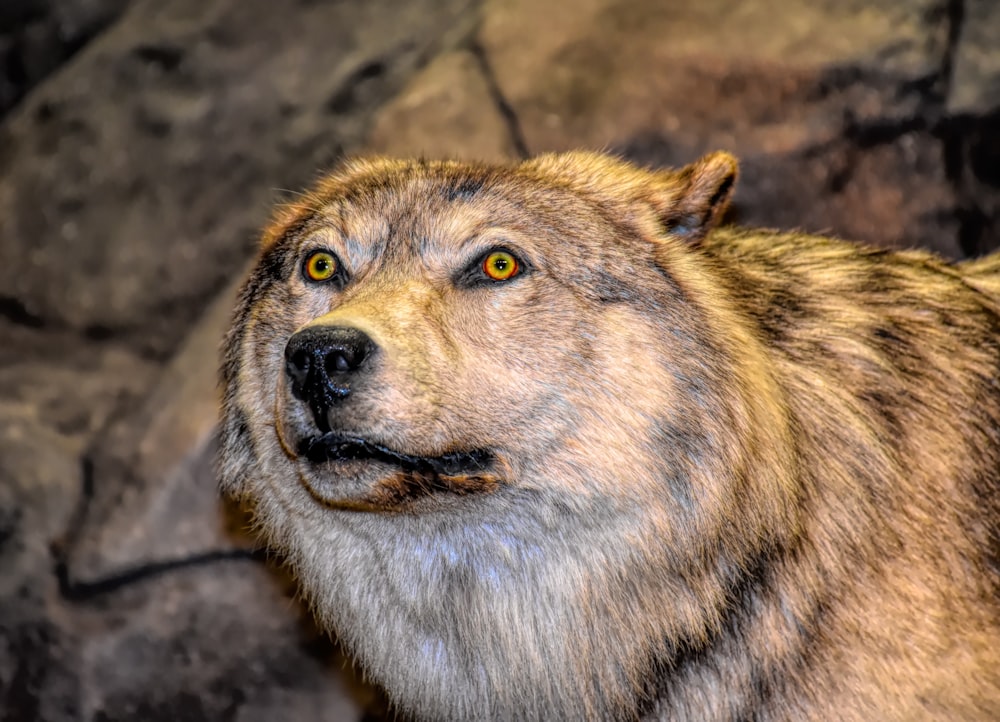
[303,250,339,283]
[482,251,519,281]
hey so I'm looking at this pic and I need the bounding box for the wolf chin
[219,150,1000,720]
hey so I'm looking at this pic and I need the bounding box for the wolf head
[219,151,794,720]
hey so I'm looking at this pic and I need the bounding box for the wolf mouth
[298,433,495,477]
[296,433,503,509]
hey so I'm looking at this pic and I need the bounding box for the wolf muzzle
[284,326,376,432]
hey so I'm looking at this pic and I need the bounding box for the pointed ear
[652,151,738,243]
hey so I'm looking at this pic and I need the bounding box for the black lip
[297,433,494,477]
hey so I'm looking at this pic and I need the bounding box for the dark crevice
[468,40,530,159]
[132,43,184,72]
[50,443,265,604]
[933,0,997,258]
[0,3,47,34]
[800,0,992,259]
[0,298,170,363]
[0,295,45,328]
[826,151,855,194]
[842,115,927,149]
[939,110,1000,257]
[900,72,944,111]
[939,0,966,98]
[82,323,116,342]
[937,0,972,252]
[54,547,265,602]
[326,59,389,114]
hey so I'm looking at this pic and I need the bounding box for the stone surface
[943,107,1000,259]
[478,0,968,254]
[0,414,87,722]
[0,0,476,360]
[942,0,1000,258]
[2,0,1000,720]
[0,0,131,118]
[0,321,157,443]
[64,277,244,583]
[480,0,946,146]
[73,562,371,722]
[948,0,1000,115]
[367,49,521,162]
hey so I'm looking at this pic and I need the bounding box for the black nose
[284,326,376,432]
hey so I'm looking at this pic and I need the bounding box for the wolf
[219,150,1000,721]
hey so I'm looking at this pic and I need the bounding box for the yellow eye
[304,251,338,282]
[482,251,519,281]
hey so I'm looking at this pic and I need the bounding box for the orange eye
[304,251,338,282]
[482,251,519,281]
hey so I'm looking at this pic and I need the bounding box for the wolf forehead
[253,152,738,266]
[269,158,551,249]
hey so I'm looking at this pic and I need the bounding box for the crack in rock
[469,39,530,160]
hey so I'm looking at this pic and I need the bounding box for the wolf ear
[650,151,738,243]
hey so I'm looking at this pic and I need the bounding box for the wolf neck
[295,501,643,719]
[291,470,802,722]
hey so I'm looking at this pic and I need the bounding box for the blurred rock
[0,0,131,118]
[0,0,476,360]
[478,0,972,254]
[367,49,520,162]
[63,277,243,583]
[0,414,85,721]
[0,320,157,443]
[942,0,1000,258]
[74,562,371,722]
[943,108,1000,259]
[948,0,1000,115]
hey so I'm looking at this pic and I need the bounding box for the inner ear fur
[649,151,739,242]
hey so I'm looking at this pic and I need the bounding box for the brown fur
[219,150,1000,721]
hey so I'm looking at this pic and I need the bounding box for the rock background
[1,0,997,720]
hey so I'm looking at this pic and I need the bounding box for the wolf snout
[284,326,377,432]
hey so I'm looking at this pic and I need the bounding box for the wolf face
[219,152,1000,721]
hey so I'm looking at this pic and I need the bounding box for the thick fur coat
[219,151,1000,720]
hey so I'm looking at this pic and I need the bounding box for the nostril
[324,342,370,376]
[327,351,352,375]
[287,349,311,380]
